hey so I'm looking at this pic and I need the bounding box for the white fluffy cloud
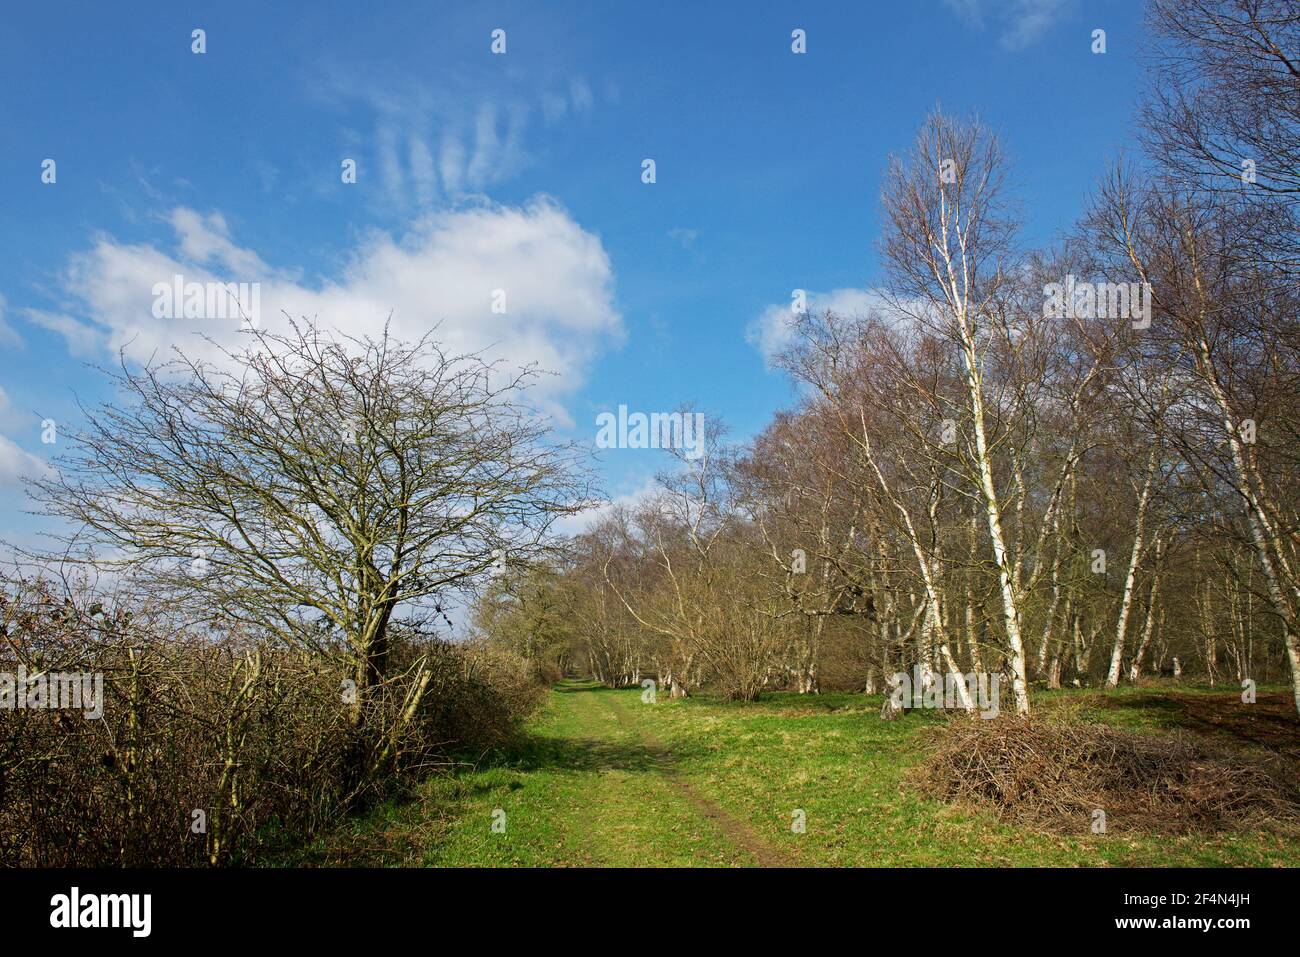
[38,199,623,422]
[0,434,48,489]
[746,287,890,368]
[550,476,661,538]
[0,388,50,489]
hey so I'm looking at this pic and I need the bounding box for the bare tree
[1142,0,1300,266]
[878,109,1031,714]
[1088,170,1300,712]
[33,318,592,777]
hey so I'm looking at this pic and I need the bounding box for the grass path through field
[603,688,795,867]
[295,680,796,865]
[287,680,1300,867]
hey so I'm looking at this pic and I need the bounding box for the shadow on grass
[1091,689,1300,757]
[453,682,703,776]
[502,733,682,774]
[552,678,613,694]
[1099,693,1184,716]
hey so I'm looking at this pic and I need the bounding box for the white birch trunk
[1106,450,1156,688]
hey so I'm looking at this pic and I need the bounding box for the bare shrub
[418,638,546,752]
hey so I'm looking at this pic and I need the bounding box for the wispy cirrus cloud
[0,294,22,348]
[314,62,597,214]
[943,0,1070,50]
[362,101,530,212]
[667,227,699,250]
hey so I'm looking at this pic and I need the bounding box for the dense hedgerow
[0,574,543,866]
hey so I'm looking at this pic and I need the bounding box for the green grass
[285,680,1300,867]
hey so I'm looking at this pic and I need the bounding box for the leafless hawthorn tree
[32,318,592,778]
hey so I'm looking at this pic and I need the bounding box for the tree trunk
[1106,450,1156,688]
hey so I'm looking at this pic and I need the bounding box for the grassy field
[287,680,1300,867]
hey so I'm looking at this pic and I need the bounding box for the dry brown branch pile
[912,718,1300,835]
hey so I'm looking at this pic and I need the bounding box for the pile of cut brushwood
[913,718,1300,835]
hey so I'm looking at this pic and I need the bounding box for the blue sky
[0,0,1145,548]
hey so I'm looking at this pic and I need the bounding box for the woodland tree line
[475,0,1300,716]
